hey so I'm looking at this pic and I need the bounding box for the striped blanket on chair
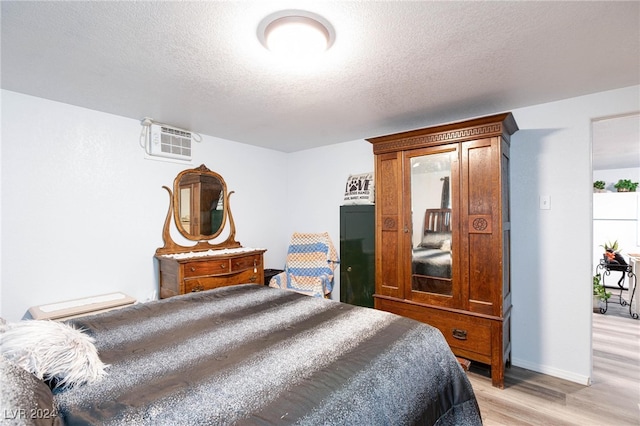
[269,232,339,297]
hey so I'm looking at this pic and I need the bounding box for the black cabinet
[264,269,284,286]
[340,205,375,307]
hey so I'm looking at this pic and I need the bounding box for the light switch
[540,195,551,210]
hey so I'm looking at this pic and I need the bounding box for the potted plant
[593,273,611,312]
[593,180,606,192]
[600,239,619,251]
[613,179,639,192]
[600,239,619,260]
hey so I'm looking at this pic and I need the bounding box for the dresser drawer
[185,268,260,293]
[231,254,262,272]
[183,259,230,277]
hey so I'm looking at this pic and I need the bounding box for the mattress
[55,285,481,425]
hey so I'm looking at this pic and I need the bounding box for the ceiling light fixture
[258,10,335,57]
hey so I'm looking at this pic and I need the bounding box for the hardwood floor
[466,291,640,425]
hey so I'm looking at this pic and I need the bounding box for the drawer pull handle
[452,329,468,340]
[190,267,196,272]
[248,275,257,283]
[220,264,227,269]
[253,259,257,273]
[191,285,204,292]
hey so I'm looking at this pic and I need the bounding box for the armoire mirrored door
[404,144,460,307]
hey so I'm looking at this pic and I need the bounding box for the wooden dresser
[155,165,267,299]
[367,113,518,388]
[156,248,266,299]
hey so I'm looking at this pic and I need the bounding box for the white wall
[2,85,639,386]
[0,90,288,321]
[280,140,375,295]
[508,86,639,384]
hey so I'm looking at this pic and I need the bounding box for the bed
[412,209,453,294]
[1,284,481,425]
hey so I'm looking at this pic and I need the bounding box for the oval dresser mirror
[174,166,226,240]
[156,164,240,255]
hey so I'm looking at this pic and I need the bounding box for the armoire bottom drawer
[184,269,260,293]
[423,310,492,358]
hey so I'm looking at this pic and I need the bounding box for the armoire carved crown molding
[370,113,517,155]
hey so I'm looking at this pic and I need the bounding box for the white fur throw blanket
[0,319,108,390]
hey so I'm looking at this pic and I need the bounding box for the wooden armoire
[367,113,518,388]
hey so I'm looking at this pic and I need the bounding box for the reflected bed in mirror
[410,151,453,295]
[412,209,452,294]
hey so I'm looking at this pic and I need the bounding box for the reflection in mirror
[410,151,453,295]
[179,187,191,231]
[177,173,224,238]
[174,168,226,240]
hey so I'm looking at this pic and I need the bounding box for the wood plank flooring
[466,290,640,425]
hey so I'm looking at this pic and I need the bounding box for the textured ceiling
[1,1,639,155]
[592,113,640,171]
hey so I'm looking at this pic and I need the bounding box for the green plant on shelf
[613,179,639,192]
[593,180,605,190]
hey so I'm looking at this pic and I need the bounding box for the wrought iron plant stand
[596,258,638,319]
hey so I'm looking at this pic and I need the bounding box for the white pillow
[0,319,108,390]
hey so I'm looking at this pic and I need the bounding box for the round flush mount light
[257,10,335,56]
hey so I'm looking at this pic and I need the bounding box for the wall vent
[149,124,192,161]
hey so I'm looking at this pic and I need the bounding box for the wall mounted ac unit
[149,124,192,161]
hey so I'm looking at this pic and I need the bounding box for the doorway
[591,112,640,369]
[592,113,640,272]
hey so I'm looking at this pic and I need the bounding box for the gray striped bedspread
[56,285,481,425]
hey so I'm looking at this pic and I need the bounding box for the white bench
[29,292,136,321]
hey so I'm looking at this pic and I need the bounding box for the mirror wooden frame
[156,164,241,255]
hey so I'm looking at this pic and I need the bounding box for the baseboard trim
[512,358,591,386]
